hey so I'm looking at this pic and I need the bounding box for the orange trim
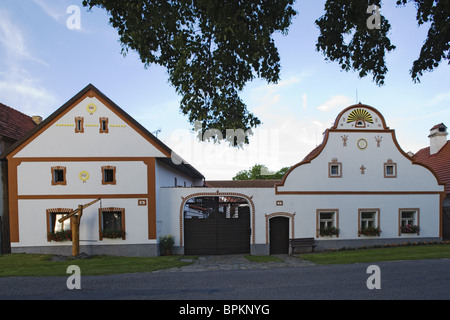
[17,194,147,200]
[7,158,19,242]
[145,158,157,240]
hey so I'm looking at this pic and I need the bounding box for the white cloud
[31,0,69,25]
[317,95,353,112]
[0,10,46,65]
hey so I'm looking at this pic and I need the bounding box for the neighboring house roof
[413,141,450,194]
[0,84,204,180]
[0,103,36,141]
[205,180,282,188]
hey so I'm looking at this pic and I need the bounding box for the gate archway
[180,193,254,255]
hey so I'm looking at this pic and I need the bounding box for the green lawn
[0,254,196,277]
[300,244,450,265]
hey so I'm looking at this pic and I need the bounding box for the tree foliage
[232,164,289,180]
[82,0,296,146]
[315,0,396,86]
[396,0,450,83]
[316,0,449,85]
[82,0,449,146]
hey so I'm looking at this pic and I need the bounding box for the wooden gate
[184,200,250,255]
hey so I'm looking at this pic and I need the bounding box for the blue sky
[0,0,449,180]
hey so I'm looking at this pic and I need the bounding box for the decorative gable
[7,85,171,159]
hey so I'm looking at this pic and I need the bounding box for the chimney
[32,115,42,125]
[429,123,448,155]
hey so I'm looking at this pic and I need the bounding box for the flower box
[401,224,419,234]
[359,226,382,237]
[100,229,125,239]
[319,226,340,237]
[48,230,72,242]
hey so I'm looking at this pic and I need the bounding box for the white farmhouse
[161,105,445,255]
[2,85,445,256]
[3,84,204,256]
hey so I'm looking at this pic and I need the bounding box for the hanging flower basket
[48,230,72,242]
[359,226,382,236]
[401,224,419,234]
[100,229,125,239]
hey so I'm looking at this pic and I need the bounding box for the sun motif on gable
[346,108,374,127]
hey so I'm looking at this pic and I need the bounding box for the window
[51,166,67,185]
[358,209,381,236]
[75,117,84,133]
[384,159,397,178]
[317,209,339,237]
[328,158,342,178]
[99,208,125,240]
[46,208,72,241]
[99,117,109,133]
[102,166,116,185]
[399,209,420,235]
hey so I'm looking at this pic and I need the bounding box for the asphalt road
[1,258,449,301]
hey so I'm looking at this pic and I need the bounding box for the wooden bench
[289,238,316,254]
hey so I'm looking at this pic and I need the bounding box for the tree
[316,0,449,85]
[232,164,290,180]
[82,0,297,146]
[83,0,449,145]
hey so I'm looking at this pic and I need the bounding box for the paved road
[1,258,450,301]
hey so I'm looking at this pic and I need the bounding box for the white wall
[17,161,148,196]
[14,198,153,248]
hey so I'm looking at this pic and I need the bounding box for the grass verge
[300,244,450,265]
[0,254,197,277]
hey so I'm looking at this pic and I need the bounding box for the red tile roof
[413,141,450,194]
[205,180,282,188]
[0,103,36,141]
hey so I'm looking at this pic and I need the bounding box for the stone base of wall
[12,244,158,257]
[314,237,442,252]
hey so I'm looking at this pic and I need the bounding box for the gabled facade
[161,104,445,254]
[3,84,204,256]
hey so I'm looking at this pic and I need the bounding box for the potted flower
[319,226,340,237]
[401,224,419,234]
[48,230,72,242]
[159,234,175,255]
[359,226,382,237]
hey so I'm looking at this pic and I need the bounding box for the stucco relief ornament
[375,136,382,147]
[87,103,97,115]
[79,171,89,183]
[341,135,349,147]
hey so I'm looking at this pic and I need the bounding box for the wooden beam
[58,198,100,223]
